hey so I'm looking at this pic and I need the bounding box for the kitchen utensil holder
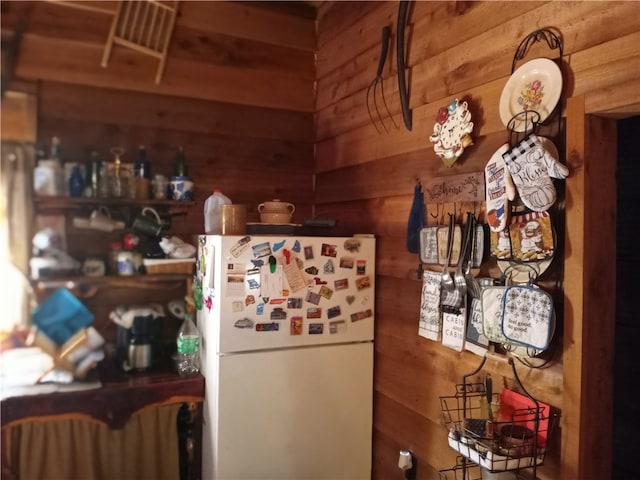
[440,356,558,476]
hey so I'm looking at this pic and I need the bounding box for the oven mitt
[407,182,426,253]
[501,285,553,350]
[502,134,569,212]
[485,143,516,232]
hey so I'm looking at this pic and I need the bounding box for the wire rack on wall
[439,357,558,477]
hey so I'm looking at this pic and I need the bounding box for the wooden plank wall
[315,2,640,479]
[2,0,316,344]
[2,0,317,235]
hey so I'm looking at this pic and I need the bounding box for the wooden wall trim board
[38,82,315,144]
[47,0,316,51]
[563,96,617,480]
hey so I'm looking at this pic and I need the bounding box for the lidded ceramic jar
[257,199,295,224]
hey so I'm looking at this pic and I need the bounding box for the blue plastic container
[32,288,94,345]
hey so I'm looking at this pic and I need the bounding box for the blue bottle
[68,164,85,197]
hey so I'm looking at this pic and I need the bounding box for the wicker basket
[143,258,195,275]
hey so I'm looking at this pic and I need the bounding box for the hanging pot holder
[481,285,512,345]
[508,210,555,262]
[501,285,554,350]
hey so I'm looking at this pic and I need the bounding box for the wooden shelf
[33,274,190,297]
[34,196,195,215]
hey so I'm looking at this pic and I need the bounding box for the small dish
[499,58,562,132]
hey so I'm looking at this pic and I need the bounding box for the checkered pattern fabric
[502,134,569,212]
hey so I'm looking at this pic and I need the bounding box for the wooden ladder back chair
[101,0,179,84]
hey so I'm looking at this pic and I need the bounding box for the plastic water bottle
[204,189,231,234]
[176,313,200,376]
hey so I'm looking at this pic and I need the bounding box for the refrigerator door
[207,235,375,354]
[206,342,373,480]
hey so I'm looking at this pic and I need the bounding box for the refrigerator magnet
[257,303,264,315]
[346,295,356,305]
[230,236,251,257]
[355,276,372,290]
[306,307,322,319]
[245,295,255,306]
[329,320,347,334]
[305,266,318,275]
[234,317,254,329]
[252,242,272,258]
[319,286,334,300]
[308,323,324,334]
[340,257,354,269]
[356,260,366,275]
[321,243,337,257]
[290,316,303,335]
[327,305,341,319]
[270,308,287,320]
[287,298,302,309]
[313,277,327,285]
[251,258,264,268]
[351,309,373,322]
[273,240,286,252]
[304,245,314,260]
[344,238,361,252]
[305,290,321,305]
[323,259,335,274]
[227,275,245,297]
[269,298,286,304]
[232,301,244,312]
[292,240,301,253]
[247,279,259,289]
[334,278,349,291]
[256,322,279,332]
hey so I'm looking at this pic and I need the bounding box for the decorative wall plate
[499,58,562,132]
[430,98,474,167]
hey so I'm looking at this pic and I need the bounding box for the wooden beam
[563,95,616,480]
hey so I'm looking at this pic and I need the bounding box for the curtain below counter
[3,403,182,480]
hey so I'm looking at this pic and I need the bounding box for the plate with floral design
[499,58,562,132]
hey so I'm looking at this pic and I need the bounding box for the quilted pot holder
[481,285,513,345]
[501,285,554,350]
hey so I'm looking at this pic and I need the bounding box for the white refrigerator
[195,234,376,480]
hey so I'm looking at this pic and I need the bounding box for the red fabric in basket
[499,388,551,446]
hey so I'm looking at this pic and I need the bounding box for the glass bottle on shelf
[85,150,102,198]
[174,146,188,177]
[109,147,127,198]
[134,145,151,199]
[68,164,85,197]
[50,136,62,166]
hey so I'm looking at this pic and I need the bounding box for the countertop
[1,359,205,429]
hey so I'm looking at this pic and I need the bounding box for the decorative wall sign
[424,172,485,204]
